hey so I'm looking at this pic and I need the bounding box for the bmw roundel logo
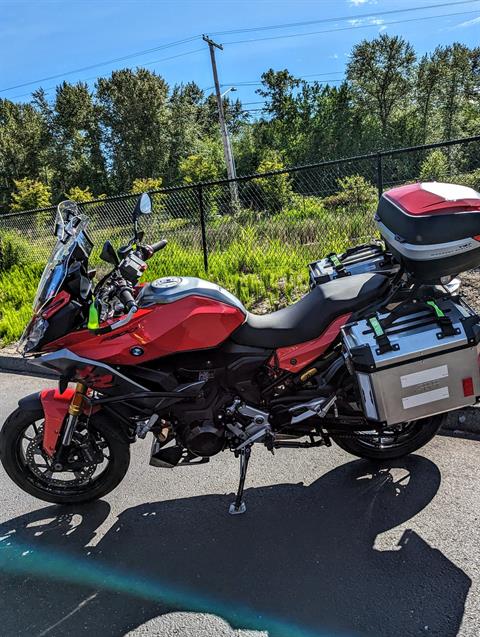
[130,346,144,357]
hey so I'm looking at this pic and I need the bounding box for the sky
[0,0,479,114]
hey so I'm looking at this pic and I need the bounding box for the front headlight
[18,317,49,355]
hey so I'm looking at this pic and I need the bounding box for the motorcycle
[2,182,480,514]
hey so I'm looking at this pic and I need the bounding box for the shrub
[419,149,449,182]
[254,151,294,214]
[323,174,377,214]
[65,186,98,203]
[10,178,52,212]
[130,177,165,214]
[0,231,30,272]
[455,169,480,192]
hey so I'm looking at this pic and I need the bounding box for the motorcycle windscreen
[19,221,92,354]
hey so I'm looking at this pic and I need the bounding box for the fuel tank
[44,277,247,365]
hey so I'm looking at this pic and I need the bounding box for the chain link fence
[1,135,479,276]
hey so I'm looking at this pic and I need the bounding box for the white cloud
[329,53,339,59]
[348,16,384,27]
[348,0,377,5]
[457,16,480,27]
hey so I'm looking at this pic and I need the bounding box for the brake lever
[90,305,138,335]
[109,305,138,330]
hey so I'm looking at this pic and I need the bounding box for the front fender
[18,391,43,413]
[40,388,75,457]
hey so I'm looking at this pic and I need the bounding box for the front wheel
[0,404,130,504]
[331,413,446,461]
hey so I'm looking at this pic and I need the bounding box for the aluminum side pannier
[342,297,480,425]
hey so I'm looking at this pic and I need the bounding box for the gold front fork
[68,382,87,416]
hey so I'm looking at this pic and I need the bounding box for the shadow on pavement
[0,455,470,637]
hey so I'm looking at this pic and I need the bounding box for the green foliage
[130,177,163,193]
[1,37,480,211]
[130,177,165,213]
[347,34,416,137]
[179,138,223,184]
[0,231,30,272]
[323,175,378,214]
[419,150,449,181]
[454,169,480,192]
[65,185,96,203]
[255,151,293,213]
[0,264,44,344]
[10,178,52,212]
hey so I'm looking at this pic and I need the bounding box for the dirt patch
[0,343,19,358]
[458,269,480,313]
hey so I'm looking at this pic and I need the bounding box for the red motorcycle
[2,183,480,514]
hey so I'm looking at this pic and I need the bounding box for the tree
[0,99,47,210]
[96,68,170,192]
[179,138,223,184]
[10,178,51,211]
[347,34,416,140]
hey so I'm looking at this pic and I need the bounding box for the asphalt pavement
[1,373,480,637]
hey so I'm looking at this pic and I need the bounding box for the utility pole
[202,34,239,209]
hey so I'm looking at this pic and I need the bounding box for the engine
[182,420,225,457]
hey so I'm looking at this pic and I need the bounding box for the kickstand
[229,446,251,515]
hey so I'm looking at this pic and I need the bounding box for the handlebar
[117,284,138,313]
[139,239,167,260]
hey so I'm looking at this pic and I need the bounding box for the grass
[0,201,379,346]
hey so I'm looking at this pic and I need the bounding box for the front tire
[0,404,130,504]
[331,413,446,460]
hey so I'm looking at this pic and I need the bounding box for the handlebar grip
[144,239,167,259]
[118,286,137,312]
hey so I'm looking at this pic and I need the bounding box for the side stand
[229,446,251,515]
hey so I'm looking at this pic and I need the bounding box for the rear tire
[0,404,130,504]
[331,413,445,460]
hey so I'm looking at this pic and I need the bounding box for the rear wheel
[0,405,130,504]
[331,414,446,460]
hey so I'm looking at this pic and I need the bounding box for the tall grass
[0,199,378,346]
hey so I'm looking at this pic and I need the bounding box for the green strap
[368,316,384,337]
[330,254,342,268]
[88,298,100,330]
[426,300,445,318]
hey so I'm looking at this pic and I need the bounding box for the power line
[210,0,480,37]
[8,47,205,100]
[0,35,202,94]
[203,73,344,91]
[224,9,480,46]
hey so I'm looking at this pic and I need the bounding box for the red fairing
[44,295,246,366]
[384,182,480,217]
[40,388,74,457]
[272,313,351,373]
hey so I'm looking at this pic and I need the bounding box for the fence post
[376,152,384,199]
[198,184,208,272]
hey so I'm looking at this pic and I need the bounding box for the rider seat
[231,273,389,348]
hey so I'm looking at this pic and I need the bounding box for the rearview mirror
[100,240,120,266]
[133,192,152,220]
